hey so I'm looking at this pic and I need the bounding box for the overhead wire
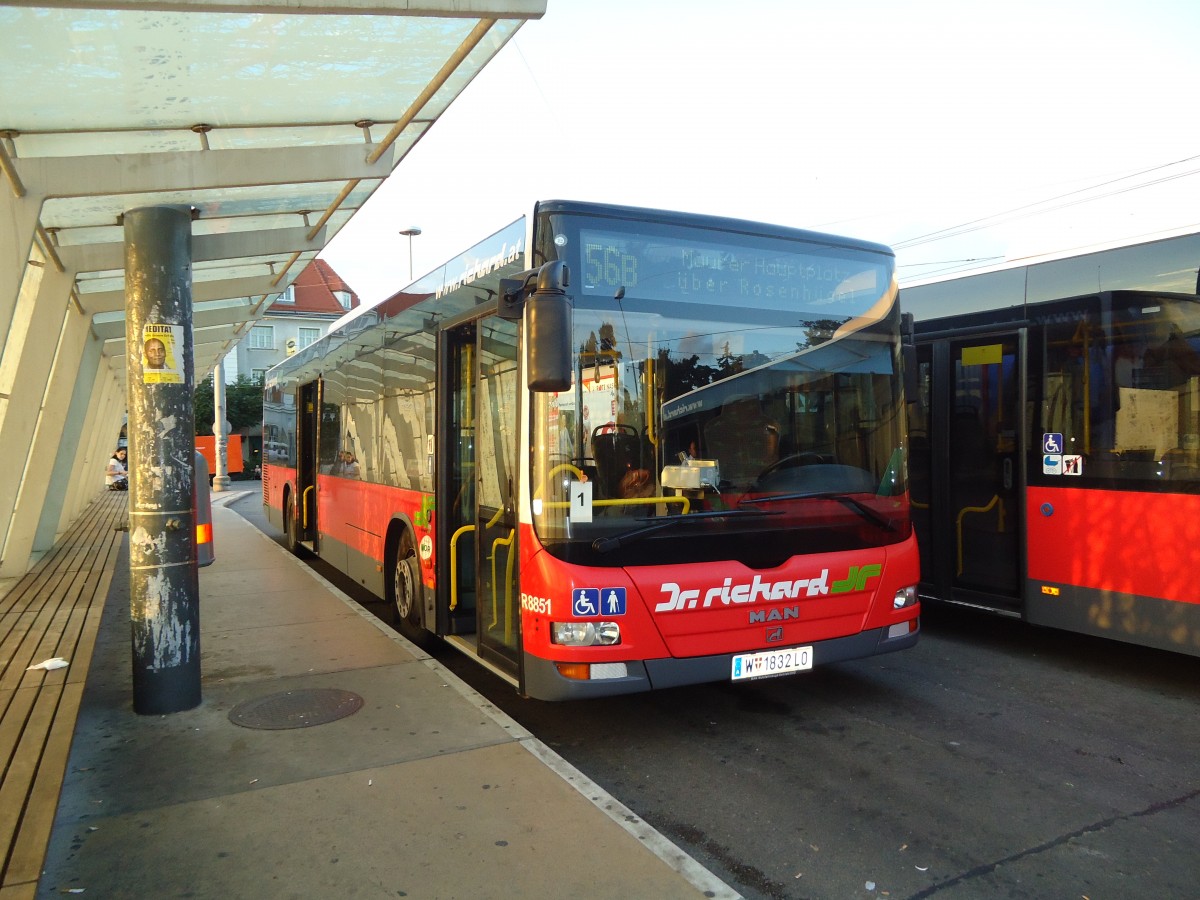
[895,153,1200,251]
[898,257,1006,281]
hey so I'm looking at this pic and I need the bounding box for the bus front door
[474,317,521,670]
[916,332,1025,611]
[443,316,522,677]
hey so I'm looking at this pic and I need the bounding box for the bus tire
[284,491,302,555]
[388,529,429,646]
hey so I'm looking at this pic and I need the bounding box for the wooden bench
[0,490,127,899]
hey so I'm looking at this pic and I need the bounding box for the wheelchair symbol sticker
[1043,433,1063,454]
[572,588,601,617]
[572,587,626,617]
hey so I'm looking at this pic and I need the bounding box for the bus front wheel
[389,530,428,646]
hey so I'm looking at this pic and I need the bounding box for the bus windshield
[531,210,910,568]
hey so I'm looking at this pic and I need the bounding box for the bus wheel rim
[395,552,415,618]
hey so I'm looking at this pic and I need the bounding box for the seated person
[106,448,128,491]
[618,467,654,498]
[331,450,360,478]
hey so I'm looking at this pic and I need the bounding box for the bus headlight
[893,585,918,609]
[551,621,621,646]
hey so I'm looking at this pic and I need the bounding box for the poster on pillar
[142,324,184,384]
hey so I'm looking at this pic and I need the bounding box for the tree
[193,375,263,435]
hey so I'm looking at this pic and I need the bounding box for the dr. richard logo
[655,565,882,613]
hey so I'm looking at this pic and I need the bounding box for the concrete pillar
[211,357,231,492]
[124,205,200,715]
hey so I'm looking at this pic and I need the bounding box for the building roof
[268,259,360,318]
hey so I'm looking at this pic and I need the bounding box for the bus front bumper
[522,620,919,701]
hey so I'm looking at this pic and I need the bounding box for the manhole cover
[229,688,363,730]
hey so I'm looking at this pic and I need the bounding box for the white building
[229,258,360,381]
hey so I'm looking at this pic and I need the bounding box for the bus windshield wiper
[592,508,781,554]
[738,491,898,532]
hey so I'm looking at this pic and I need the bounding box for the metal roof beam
[92,298,258,338]
[0,1,546,17]
[58,226,326,273]
[16,145,391,200]
[194,323,243,341]
[79,274,281,314]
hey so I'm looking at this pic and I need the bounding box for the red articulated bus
[263,200,920,699]
[902,229,1200,656]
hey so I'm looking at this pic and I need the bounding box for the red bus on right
[902,229,1200,656]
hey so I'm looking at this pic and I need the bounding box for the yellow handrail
[535,463,586,499]
[504,533,517,644]
[955,495,1006,576]
[489,528,517,643]
[540,494,691,514]
[302,485,315,528]
[644,355,657,448]
[449,523,473,612]
[450,507,506,612]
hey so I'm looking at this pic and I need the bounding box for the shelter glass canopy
[0,0,545,386]
[3,8,518,149]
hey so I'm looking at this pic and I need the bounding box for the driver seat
[591,423,644,500]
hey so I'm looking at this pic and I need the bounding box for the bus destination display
[578,228,881,311]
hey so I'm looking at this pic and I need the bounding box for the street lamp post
[399,226,421,281]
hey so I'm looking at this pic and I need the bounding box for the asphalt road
[227,488,1200,900]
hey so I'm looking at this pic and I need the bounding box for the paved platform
[34,494,736,898]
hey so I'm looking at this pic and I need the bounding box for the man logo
[766,626,784,643]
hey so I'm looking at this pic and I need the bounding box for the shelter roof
[1,0,545,388]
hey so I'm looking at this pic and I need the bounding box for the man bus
[264,200,920,699]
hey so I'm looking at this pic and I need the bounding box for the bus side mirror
[525,262,573,392]
[500,261,573,392]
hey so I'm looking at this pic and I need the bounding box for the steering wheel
[756,453,826,480]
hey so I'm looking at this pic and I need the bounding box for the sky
[321,0,1200,306]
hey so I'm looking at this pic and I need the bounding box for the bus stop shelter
[1,0,545,711]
